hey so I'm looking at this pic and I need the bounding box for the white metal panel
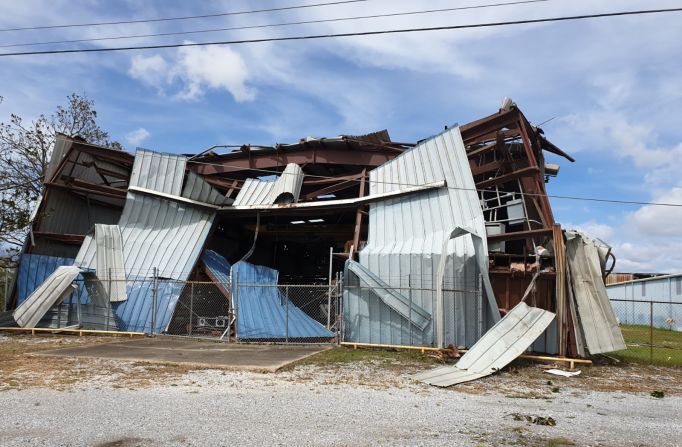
[94,224,127,301]
[415,302,555,387]
[129,149,186,195]
[233,163,304,206]
[345,126,495,347]
[182,171,230,205]
[13,266,80,328]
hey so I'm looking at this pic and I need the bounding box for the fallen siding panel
[94,224,127,302]
[15,254,81,306]
[13,266,81,328]
[415,302,555,387]
[202,253,333,339]
[565,231,626,354]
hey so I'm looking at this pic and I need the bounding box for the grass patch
[609,325,682,366]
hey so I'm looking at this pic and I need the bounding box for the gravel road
[0,368,678,447]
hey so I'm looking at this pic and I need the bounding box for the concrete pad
[37,337,330,372]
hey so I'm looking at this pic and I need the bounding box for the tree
[0,93,120,260]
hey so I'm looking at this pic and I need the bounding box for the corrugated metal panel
[415,302,555,387]
[566,231,626,354]
[346,260,431,331]
[344,126,496,348]
[233,163,304,206]
[15,254,89,306]
[182,171,231,205]
[94,224,127,302]
[607,278,682,331]
[202,252,333,339]
[13,266,80,328]
[76,192,215,280]
[72,148,216,333]
[129,149,186,195]
[36,188,121,235]
[59,150,130,187]
[44,135,73,182]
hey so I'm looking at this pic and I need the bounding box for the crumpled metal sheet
[415,302,555,387]
[94,224,127,302]
[565,231,626,354]
[233,163,304,206]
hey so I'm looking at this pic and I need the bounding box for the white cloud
[125,128,151,147]
[630,187,682,237]
[128,44,255,103]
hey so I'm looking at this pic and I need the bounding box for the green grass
[609,325,682,366]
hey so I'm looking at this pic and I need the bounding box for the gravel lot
[0,366,679,447]
[0,335,679,446]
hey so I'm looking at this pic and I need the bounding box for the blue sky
[1,0,681,271]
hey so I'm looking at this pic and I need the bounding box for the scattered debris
[509,413,557,426]
[545,369,581,377]
[650,390,665,398]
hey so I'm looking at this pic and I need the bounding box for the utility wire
[1,7,680,57]
[184,158,682,208]
[0,0,370,33]
[0,0,550,49]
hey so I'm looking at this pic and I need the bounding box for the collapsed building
[3,99,626,365]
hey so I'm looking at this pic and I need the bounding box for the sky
[1,0,681,272]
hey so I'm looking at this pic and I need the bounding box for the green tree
[0,93,120,259]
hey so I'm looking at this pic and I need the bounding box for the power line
[0,0,550,49]
[0,0,370,33]
[1,7,679,57]
[184,159,682,208]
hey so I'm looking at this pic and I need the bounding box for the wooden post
[352,169,367,260]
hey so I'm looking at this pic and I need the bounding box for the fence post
[189,282,194,336]
[234,272,239,342]
[151,267,158,336]
[3,267,8,312]
[106,268,112,331]
[285,285,289,344]
[408,274,413,346]
[327,246,333,330]
[650,300,654,364]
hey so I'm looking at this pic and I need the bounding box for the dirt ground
[0,334,680,446]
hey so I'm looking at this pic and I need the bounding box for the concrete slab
[37,337,330,372]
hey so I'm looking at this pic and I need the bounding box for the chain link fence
[610,298,682,365]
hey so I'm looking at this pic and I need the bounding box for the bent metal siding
[344,126,499,348]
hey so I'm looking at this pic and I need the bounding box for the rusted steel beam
[553,224,567,357]
[70,142,134,166]
[68,179,127,197]
[486,227,553,243]
[303,172,368,186]
[460,108,520,140]
[32,232,85,244]
[475,166,539,189]
[190,148,397,175]
[470,159,506,177]
[44,182,127,199]
[464,128,521,147]
[304,173,364,200]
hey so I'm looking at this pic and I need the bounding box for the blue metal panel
[202,251,333,339]
[113,277,184,333]
[15,254,89,306]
